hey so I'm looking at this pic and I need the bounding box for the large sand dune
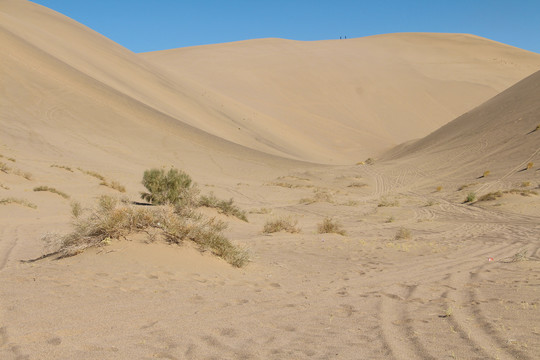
[1,1,539,359]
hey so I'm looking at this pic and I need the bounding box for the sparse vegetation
[521,181,531,187]
[0,197,37,209]
[478,189,537,202]
[385,216,395,223]
[365,158,375,165]
[457,183,476,191]
[482,170,490,178]
[0,183,9,190]
[341,200,359,206]
[78,168,106,181]
[249,207,272,214]
[268,182,313,189]
[1,162,33,180]
[7,157,15,162]
[33,186,70,199]
[141,168,198,207]
[378,197,399,207]
[0,162,11,173]
[464,192,476,203]
[263,217,300,234]
[425,200,437,206]
[347,182,367,188]
[198,192,248,221]
[44,195,248,267]
[51,164,73,172]
[100,180,126,193]
[436,186,443,192]
[500,249,529,263]
[394,227,412,240]
[317,217,346,235]
[526,162,534,170]
[71,201,83,218]
[534,124,540,132]
[299,189,333,204]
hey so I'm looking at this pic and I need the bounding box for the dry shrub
[299,189,333,204]
[378,197,399,207]
[51,164,73,172]
[483,170,490,177]
[198,192,247,221]
[101,180,126,193]
[526,162,534,170]
[436,186,443,192]
[365,158,375,165]
[78,168,106,181]
[478,189,537,201]
[317,218,346,235]
[263,217,300,234]
[348,182,367,188]
[0,197,37,209]
[46,195,248,267]
[395,227,412,240]
[34,186,70,199]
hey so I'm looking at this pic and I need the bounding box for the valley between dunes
[1,1,539,359]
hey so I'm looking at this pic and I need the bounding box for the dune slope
[142,33,540,162]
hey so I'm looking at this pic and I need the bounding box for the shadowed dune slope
[142,34,540,162]
[383,70,540,180]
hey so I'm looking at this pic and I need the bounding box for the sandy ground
[1,1,540,359]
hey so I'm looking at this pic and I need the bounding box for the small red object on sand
[488,257,494,262]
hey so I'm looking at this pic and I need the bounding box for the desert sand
[1,1,539,359]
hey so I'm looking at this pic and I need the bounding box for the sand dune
[1,1,539,359]
[142,33,540,162]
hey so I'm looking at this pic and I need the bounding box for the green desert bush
[317,217,346,235]
[33,186,70,199]
[464,192,477,203]
[141,168,198,207]
[263,217,300,234]
[198,192,248,221]
[47,195,248,267]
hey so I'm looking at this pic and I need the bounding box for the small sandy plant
[101,180,126,193]
[263,217,300,234]
[436,186,443,192]
[198,192,248,221]
[141,167,198,207]
[464,192,476,203]
[378,197,399,207]
[33,186,70,199]
[44,195,248,267]
[317,217,346,235]
[51,164,73,172]
[0,162,10,173]
[526,162,534,170]
[394,227,412,240]
[365,158,375,165]
[0,197,37,209]
[482,170,490,178]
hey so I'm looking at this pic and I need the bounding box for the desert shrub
[378,197,399,207]
[365,158,375,165]
[141,168,198,207]
[317,217,346,235]
[521,181,531,187]
[78,168,106,181]
[483,171,490,177]
[0,183,9,190]
[71,201,83,218]
[48,195,247,267]
[526,162,534,170]
[299,189,333,204]
[535,124,540,132]
[263,217,300,234]
[395,227,412,240]
[33,186,70,199]
[385,216,395,223]
[100,180,126,193]
[249,207,272,214]
[425,200,437,206]
[198,192,248,222]
[0,197,37,209]
[436,186,443,192]
[464,192,476,203]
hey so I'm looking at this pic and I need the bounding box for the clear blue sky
[31,0,540,54]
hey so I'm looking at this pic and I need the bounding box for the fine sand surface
[1,1,540,359]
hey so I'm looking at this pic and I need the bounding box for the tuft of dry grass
[249,207,272,214]
[521,181,531,187]
[385,216,395,223]
[394,227,412,240]
[317,218,346,235]
[482,170,490,178]
[78,168,106,181]
[44,195,248,267]
[198,192,248,222]
[478,189,537,202]
[0,183,9,190]
[263,217,300,234]
[0,197,37,209]
[365,158,375,165]
[1,162,33,180]
[378,197,399,207]
[347,182,367,188]
[299,189,333,204]
[51,164,73,172]
[33,186,70,199]
[100,180,126,193]
[0,162,11,173]
[526,162,534,170]
[457,183,476,191]
[436,186,443,192]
